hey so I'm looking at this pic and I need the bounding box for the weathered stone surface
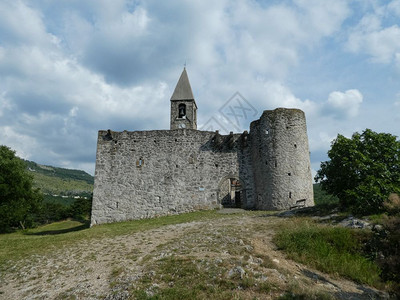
[250,109,314,210]
[338,216,372,229]
[91,108,314,225]
[91,70,314,226]
[91,129,254,225]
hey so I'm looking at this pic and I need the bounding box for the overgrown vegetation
[313,183,339,207]
[311,129,400,296]
[0,145,94,232]
[273,219,381,287]
[363,194,400,296]
[30,172,93,196]
[0,146,43,232]
[315,129,400,215]
[24,159,94,185]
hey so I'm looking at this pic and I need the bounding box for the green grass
[273,219,382,287]
[132,256,276,300]
[0,210,226,268]
[25,159,94,185]
[32,172,93,195]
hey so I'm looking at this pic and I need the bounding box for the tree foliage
[0,146,43,232]
[315,129,400,214]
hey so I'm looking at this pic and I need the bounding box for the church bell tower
[170,68,197,130]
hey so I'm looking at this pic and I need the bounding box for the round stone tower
[250,108,314,210]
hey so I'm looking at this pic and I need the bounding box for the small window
[289,192,292,199]
[178,104,186,118]
[288,173,291,176]
[136,158,144,167]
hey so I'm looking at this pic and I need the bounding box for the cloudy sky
[1,0,400,177]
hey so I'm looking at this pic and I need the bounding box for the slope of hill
[24,160,94,197]
[0,211,386,299]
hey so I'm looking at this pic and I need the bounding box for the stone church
[91,68,314,225]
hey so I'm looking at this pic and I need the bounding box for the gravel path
[0,214,385,299]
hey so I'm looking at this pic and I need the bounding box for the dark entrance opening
[219,178,243,208]
[235,191,241,208]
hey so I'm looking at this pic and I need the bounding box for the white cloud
[395,93,400,121]
[325,89,363,118]
[309,132,337,152]
[0,92,12,117]
[0,126,39,159]
[3,0,399,177]
[349,25,400,63]
[294,0,350,36]
[263,81,318,116]
[388,0,400,16]
[0,0,59,50]
[347,2,400,65]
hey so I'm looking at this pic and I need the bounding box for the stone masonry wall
[91,129,254,225]
[91,108,314,225]
[250,108,314,210]
[170,100,197,130]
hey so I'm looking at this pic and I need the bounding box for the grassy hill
[24,160,94,200]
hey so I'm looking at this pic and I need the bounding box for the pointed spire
[170,67,194,100]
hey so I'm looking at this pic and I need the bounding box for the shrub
[366,215,400,297]
[70,196,92,220]
[383,193,400,215]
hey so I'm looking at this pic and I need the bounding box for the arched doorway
[217,175,245,208]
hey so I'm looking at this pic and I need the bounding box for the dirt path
[0,214,385,299]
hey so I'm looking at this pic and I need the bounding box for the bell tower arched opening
[170,68,197,130]
[178,104,186,118]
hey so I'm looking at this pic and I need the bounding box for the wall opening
[136,158,144,167]
[178,104,186,118]
[218,176,245,208]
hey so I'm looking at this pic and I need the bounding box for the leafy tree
[70,196,92,221]
[315,129,400,214]
[0,145,43,232]
[35,202,70,224]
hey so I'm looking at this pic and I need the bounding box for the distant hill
[24,160,94,198]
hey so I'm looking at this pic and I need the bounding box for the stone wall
[91,108,313,226]
[170,100,197,130]
[250,108,314,210]
[91,129,254,225]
